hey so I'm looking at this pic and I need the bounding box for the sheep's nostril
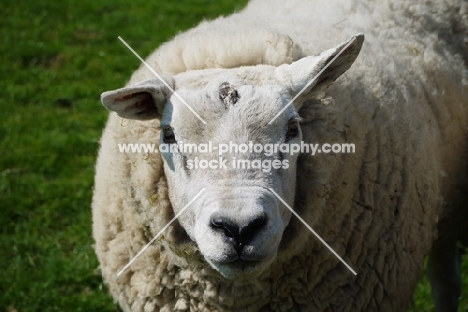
[210,213,267,252]
[211,217,239,241]
[239,215,266,244]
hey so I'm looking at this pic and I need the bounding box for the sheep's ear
[100,76,174,120]
[275,34,364,104]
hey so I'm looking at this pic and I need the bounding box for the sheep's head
[101,34,363,279]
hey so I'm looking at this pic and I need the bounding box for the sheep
[92,0,468,311]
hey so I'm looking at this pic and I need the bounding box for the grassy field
[0,0,466,311]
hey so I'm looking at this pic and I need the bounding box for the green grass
[0,0,248,311]
[0,0,466,311]
[409,252,468,312]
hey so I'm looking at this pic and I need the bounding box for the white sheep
[92,0,468,310]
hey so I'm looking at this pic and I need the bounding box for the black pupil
[287,121,298,139]
[164,127,175,143]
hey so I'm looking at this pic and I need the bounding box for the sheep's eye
[163,126,176,143]
[286,120,299,141]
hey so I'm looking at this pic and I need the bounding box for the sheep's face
[160,74,300,279]
[101,35,363,279]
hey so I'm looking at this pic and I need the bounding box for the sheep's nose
[210,213,266,252]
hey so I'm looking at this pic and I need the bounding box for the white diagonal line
[268,36,357,125]
[117,188,206,276]
[268,188,357,275]
[118,36,207,125]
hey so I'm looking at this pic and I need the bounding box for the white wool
[93,0,468,311]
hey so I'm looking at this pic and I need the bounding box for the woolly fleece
[93,0,468,310]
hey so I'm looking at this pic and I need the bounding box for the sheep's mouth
[208,254,275,279]
[215,250,269,264]
[217,255,264,264]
